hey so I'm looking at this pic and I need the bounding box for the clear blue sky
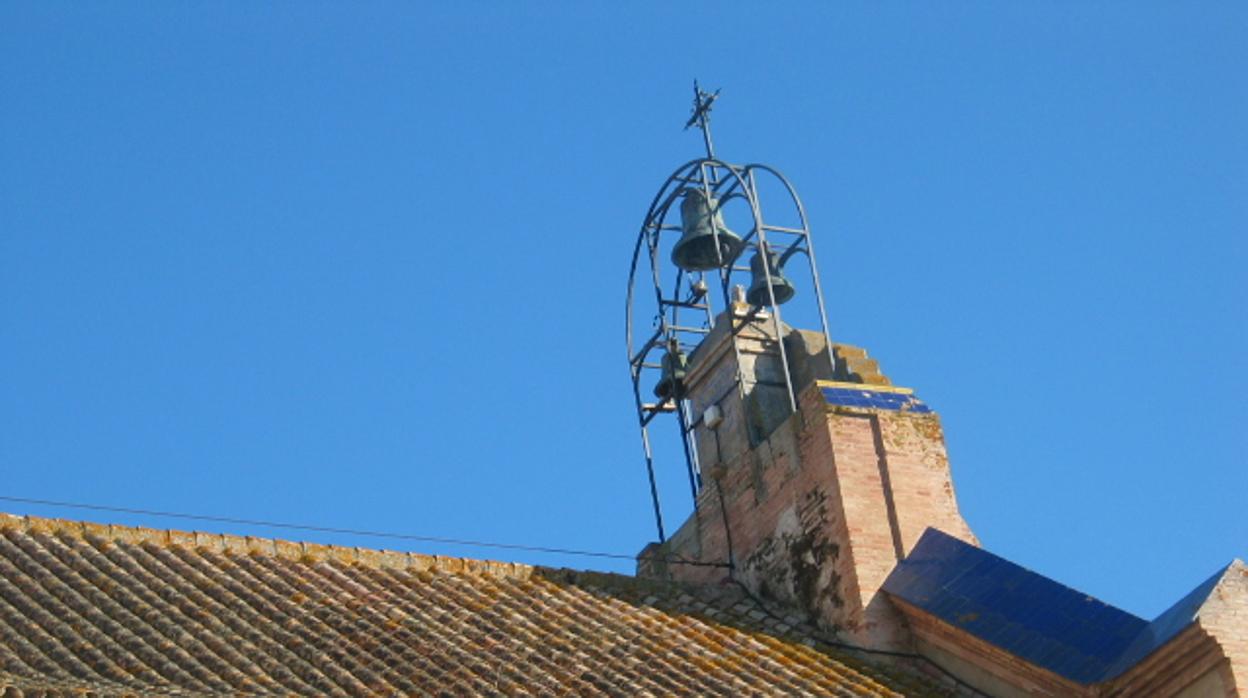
[2,4,1244,620]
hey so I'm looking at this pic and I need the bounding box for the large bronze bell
[653,342,689,399]
[746,245,796,306]
[671,188,744,271]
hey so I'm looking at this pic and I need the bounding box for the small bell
[653,341,689,399]
[671,188,744,271]
[746,245,796,306]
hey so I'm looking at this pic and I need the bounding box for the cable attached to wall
[707,478,989,697]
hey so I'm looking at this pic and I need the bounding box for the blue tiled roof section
[882,529,1149,684]
[883,530,1238,683]
[821,386,932,413]
[1102,563,1228,678]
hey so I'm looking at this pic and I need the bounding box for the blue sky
[2,3,1244,620]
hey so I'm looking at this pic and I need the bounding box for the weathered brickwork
[638,313,1245,696]
[640,316,976,652]
[1188,561,1248,697]
[1104,625,1232,698]
[683,310,796,467]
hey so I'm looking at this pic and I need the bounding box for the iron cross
[684,80,721,160]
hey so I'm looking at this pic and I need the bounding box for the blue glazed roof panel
[883,529,1149,683]
[820,387,933,414]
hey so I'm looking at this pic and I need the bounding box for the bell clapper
[690,278,708,300]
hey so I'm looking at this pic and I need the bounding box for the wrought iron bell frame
[625,156,836,542]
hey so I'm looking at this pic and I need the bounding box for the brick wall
[1105,561,1247,697]
[638,316,976,651]
[1193,561,1248,697]
[635,314,1245,696]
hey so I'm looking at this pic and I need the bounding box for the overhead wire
[5,491,979,690]
[0,494,729,568]
[708,478,989,696]
[3,486,979,691]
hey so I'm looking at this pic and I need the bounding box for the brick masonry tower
[625,84,977,653]
[638,305,977,651]
[627,87,1246,695]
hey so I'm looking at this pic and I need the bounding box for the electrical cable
[727,576,989,697]
[708,480,989,696]
[1,489,983,692]
[0,494,730,569]
[4,493,980,690]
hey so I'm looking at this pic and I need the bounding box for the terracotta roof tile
[0,513,944,696]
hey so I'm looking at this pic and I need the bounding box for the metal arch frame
[626,157,835,542]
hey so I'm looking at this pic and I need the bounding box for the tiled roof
[1102,561,1231,679]
[883,529,1143,683]
[0,513,942,697]
[818,381,932,414]
[882,527,1236,685]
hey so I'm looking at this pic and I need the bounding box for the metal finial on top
[684,80,721,159]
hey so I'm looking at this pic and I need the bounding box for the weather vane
[684,80,720,160]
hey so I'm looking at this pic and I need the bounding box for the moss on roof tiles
[0,513,946,696]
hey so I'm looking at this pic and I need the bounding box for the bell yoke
[626,82,836,541]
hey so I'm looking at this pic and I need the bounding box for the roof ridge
[0,671,218,698]
[0,510,720,602]
[0,510,542,580]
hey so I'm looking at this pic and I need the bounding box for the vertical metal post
[802,219,838,380]
[747,169,799,414]
[700,270,716,331]
[638,424,666,542]
[676,400,700,501]
[746,165,838,381]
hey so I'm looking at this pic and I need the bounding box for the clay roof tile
[0,513,944,696]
